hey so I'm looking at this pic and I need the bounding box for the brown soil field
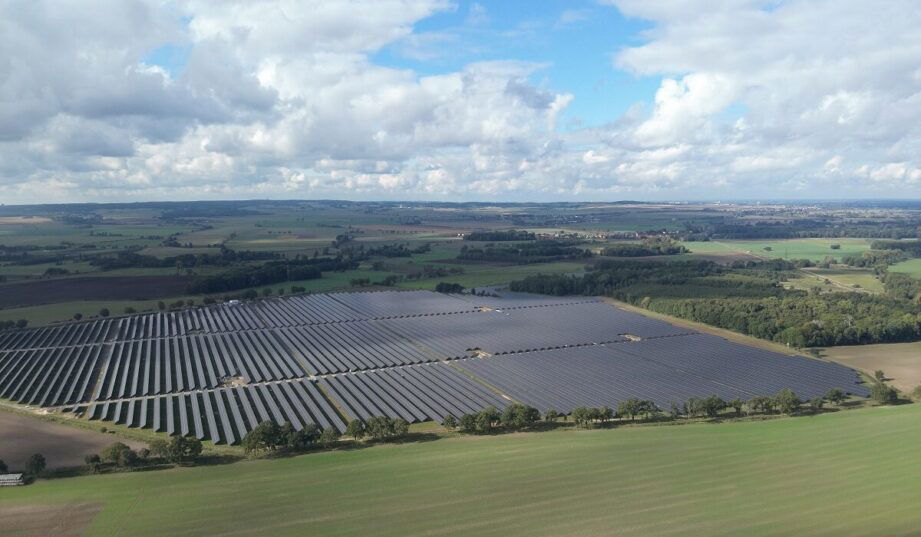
[819,343,921,393]
[0,502,103,537]
[0,409,144,471]
[0,276,191,308]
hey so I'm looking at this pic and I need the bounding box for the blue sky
[372,1,660,130]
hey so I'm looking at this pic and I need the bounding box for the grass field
[784,267,884,293]
[683,238,871,262]
[2,404,920,536]
[820,343,921,393]
[888,258,921,278]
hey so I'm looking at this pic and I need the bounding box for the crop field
[0,290,867,445]
[1,404,920,537]
[819,342,921,393]
[683,238,871,262]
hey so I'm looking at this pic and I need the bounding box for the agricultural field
[682,238,872,262]
[888,258,921,278]
[819,343,921,393]
[0,409,144,470]
[2,404,920,537]
[783,267,884,293]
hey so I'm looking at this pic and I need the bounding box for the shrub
[441,415,457,429]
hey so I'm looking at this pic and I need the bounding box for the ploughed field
[3,404,921,537]
[0,290,868,445]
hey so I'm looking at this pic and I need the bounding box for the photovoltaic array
[0,290,869,444]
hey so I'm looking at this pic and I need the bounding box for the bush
[774,389,800,415]
[101,442,133,465]
[346,419,366,440]
[441,415,457,429]
[911,385,921,402]
[319,428,340,448]
[26,453,46,476]
[871,382,898,405]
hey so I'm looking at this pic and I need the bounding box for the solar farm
[0,290,869,444]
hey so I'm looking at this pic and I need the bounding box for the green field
[889,258,921,278]
[784,267,884,293]
[3,405,920,536]
[683,238,871,262]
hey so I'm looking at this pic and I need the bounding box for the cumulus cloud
[1,0,920,201]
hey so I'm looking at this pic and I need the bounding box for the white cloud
[2,0,921,201]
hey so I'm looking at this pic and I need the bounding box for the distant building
[0,473,25,486]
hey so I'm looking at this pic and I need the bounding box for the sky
[2,0,920,204]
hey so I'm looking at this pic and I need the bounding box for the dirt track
[0,409,144,471]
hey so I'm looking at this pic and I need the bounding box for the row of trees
[442,404,542,433]
[437,389,855,436]
[241,421,340,455]
[84,437,204,473]
[346,416,410,441]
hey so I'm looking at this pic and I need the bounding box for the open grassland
[820,343,921,393]
[888,258,921,278]
[2,404,920,537]
[683,238,871,262]
[784,267,884,293]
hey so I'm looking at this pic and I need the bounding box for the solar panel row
[320,363,509,422]
[86,380,347,443]
[95,331,305,401]
[0,345,105,406]
[0,290,873,447]
[273,322,436,374]
[456,336,870,413]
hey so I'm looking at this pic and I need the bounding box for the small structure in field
[0,473,25,486]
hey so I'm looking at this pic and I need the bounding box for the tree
[501,404,540,430]
[441,415,457,429]
[809,397,825,412]
[911,385,921,402]
[167,436,202,463]
[73,312,83,321]
[0,459,6,473]
[26,453,46,476]
[774,389,800,415]
[242,421,283,454]
[149,439,169,459]
[571,406,593,428]
[157,301,166,311]
[137,448,151,461]
[616,399,642,421]
[99,308,110,318]
[393,418,410,438]
[543,409,560,422]
[825,388,846,406]
[346,419,366,440]
[700,395,727,418]
[475,406,501,432]
[598,406,615,424]
[287,424,321,451]
[101,442,132,465]
[458,413,477,433]
[84,454,101,473]
[16,319,27,329]
[124,307,136,314]
[319,428,340,448]
[871,382,898,405]
[748,396,775,414]
[874,370,886,382]
[728,398,744,416]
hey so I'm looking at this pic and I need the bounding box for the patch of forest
[510,259,921,347]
